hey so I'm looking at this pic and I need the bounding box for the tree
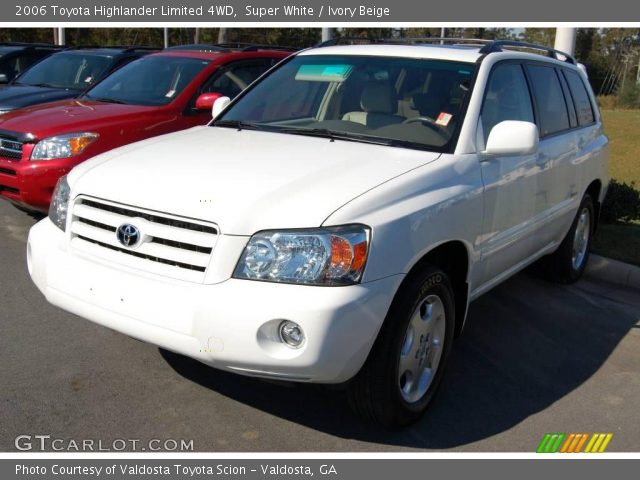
[519,28,556,46]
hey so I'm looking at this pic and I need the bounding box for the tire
[347,265,455,428]
[544,194,595,284]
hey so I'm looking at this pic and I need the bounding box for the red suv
[0,45,291,212]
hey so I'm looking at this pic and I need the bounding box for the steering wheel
[403,115,449,134]
[404,115,437,125]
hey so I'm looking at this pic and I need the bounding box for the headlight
[233,225,370,285]
[31,132,98,160]
[49,175,70,231]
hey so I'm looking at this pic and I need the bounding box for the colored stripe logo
[536,433,613,453]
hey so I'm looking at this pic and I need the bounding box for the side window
[563,69,596,126]
[558,71,578,128]
[201,60,274,99]
[480,63,534,144]
[526,64,571,137]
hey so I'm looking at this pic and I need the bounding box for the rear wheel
[544,194,594,284]
[348,266,455,427]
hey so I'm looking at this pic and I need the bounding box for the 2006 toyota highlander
[27,39,608,427]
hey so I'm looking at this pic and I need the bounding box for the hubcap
[572,207,591,270]
[398,294,446,404]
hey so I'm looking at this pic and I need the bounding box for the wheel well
[402,241,470,337]
[586,179,602,231]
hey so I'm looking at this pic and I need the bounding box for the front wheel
[348,266,455,428]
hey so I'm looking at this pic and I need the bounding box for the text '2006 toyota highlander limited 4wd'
[27,39,608,427]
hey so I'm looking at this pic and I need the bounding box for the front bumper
[28,218,403,383]
[0,156,72,212]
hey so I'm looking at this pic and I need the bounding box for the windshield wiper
[214,120,266,131]
[83,95,128,105]
[280,127,395,146]
[279,127,439,151]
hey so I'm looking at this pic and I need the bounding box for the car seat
[342,82,404,129]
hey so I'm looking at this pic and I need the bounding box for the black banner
[5,0,640,22]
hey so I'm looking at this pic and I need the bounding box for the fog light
[279,320,305,348]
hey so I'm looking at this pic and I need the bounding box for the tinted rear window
[563,70,595,126]
[526,64,570,137]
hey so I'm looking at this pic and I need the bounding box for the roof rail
[316,37,494,47]
[478,40,575,63]
[316,37,577,64]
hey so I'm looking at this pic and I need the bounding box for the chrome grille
[70,197,218,282]
[0,138,23,160]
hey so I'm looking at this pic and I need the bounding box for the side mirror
[195,92,224,112]
[484,120,539,156]
[211,95,231,120]
[0,74,8,84]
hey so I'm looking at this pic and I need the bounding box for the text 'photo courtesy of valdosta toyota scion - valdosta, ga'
[15,463,338,476]
[26,38,607,428]
[17,5,391,19]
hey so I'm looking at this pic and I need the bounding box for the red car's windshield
[83,55,210,106]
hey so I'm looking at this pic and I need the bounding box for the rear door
[561,67,603,206]
[524,62,580,248]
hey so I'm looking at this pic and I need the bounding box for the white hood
[69,126,440,235]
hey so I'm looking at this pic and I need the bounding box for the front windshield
[16,52,112,90]
[83,56,210,106]
[216,54,476,151]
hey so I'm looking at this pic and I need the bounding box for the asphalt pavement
[1,199,638,452]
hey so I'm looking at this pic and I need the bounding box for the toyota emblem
[116,223,141,247]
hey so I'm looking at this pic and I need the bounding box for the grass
[601,110,640,186]
[592,110,640,267]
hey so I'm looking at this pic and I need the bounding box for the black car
[0,42,64,84]
[0,46,159,114]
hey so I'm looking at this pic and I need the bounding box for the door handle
[536,152,549,167]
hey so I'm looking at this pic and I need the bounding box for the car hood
[0,85,78,112]
[69,126,441,235]
[0,99,156,138]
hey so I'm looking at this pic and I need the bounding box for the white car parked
[28,40,608,427]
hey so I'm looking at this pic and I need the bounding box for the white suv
[27,40,608,427]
